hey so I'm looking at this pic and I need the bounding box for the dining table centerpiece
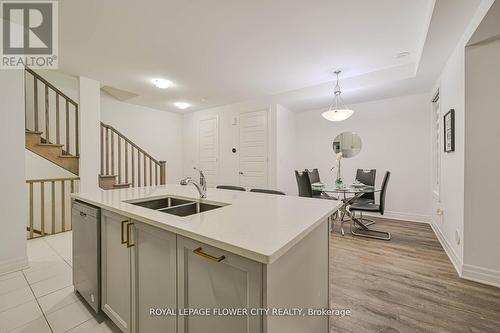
[331,152,345,187]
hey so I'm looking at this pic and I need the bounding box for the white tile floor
[0,232,120,333]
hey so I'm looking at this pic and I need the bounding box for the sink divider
[158,201,197,213]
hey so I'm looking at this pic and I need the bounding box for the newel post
[159,161,167,185]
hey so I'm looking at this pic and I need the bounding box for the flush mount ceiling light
[174,102,191,110]
[152,78,172,89]
[321,70,354,122]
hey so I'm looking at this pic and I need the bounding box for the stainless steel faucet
[180,167,207,199]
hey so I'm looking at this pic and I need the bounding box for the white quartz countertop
[72,185,341,264]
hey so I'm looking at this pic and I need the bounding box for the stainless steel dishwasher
[72,200,101,313]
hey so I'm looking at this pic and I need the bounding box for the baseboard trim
[430,222,463,276]
[0,256,28,275]
[364,211,430,224]
[462,264,500,288]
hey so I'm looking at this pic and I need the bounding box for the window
[432,91,441,200]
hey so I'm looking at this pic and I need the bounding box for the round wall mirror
[333,132,362,158]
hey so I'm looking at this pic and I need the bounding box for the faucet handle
[180,177,191,185]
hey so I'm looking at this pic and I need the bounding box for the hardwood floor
[330,217,500,333]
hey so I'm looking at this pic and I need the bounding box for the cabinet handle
[126,222,135,248]
[193,247,225,262]
[121,220,128,244]
[79,211,87,217]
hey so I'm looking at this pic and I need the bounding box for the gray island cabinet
[73,185,339,333]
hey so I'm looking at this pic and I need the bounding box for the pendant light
[321,70,354,122]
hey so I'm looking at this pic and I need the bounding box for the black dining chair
[353,169,376,225]
[304,169,338,200]
[296,171,338,231]
[295,171,313,197]
[216,185,246,191]
[349,171,391,240]
[305,169,322,196]
[250,188,286,195]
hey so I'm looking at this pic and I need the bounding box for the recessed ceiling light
[174,102,191,110]
[396,51,410,59]
[152,78,172,89]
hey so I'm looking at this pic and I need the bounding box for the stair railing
[26,177,80,239]
[100,122,166,187]
[24,68,80,156]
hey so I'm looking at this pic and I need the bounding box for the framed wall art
[444,109,455,152]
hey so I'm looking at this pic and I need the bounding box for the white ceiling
[58,0,482,113]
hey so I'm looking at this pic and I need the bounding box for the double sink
[128,196,227,217]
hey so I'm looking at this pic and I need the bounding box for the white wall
[295,94,432,222]
[430,0,495,277]
[276,105,297,194]
[0,70,28,274]
[101,93,183,184]
[463,37,500,286]
[182,100,277,188]
[79,77,101,193]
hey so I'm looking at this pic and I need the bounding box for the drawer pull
[126,222,135,248]
[121,220,128,244]
[193,247,225,262]
[79,211,87,217]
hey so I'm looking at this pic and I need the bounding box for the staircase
[99,122,166,190]
[24,68,80,175]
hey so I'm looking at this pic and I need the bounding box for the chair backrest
[379,171,391,214]
[216,185,246,191]
[356,169,376,201]
[250,188,286,195]
[305,169,321,196]
[295,171,313,198]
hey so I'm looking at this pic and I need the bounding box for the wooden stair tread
[99,174,117,178]
[113,183,131,188]
[37,143,64,147]
[58,154,79,159]
[26,130,43,135]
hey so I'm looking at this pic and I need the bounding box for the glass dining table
[319,184,391,240]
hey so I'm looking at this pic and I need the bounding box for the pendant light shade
[322,70,354,122]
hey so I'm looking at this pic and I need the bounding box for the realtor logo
[1,1,58,69]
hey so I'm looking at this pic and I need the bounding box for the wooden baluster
[100,126,104,175]
[131,148,135,187]
[118,136,122,183]
[44,86,49,142]
[125,141,129,184]
[149,158,152,186]
[61,180,65,232]
[105,127,110,175]
[159,161,166,185]
[111,132,115,176]
[51,181,55,234]
[65,99,70,154]
[24,71,27,129]
[144,155,147,186]
[155,163,159,185]
[56,94,60,144]
[34,79,39,131]
[138,151,141,187]
[70,179,75,193]
[75,104,79,156]
[40,182,45,237]
[29,182,34,239]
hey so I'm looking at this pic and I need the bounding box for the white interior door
[198,116,219,187]
[239,110,268,188]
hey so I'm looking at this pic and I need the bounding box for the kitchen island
[72,185,341,333]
